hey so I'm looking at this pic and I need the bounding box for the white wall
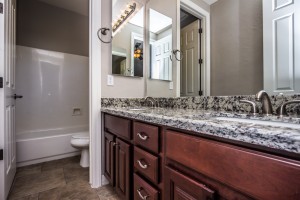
[16,46,89,134]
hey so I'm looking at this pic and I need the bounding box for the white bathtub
[16,126,88,167]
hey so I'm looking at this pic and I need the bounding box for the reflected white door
[151,35,172,80]
[0,0,17,199]
[263,0,300,94]
[180,19,200,96]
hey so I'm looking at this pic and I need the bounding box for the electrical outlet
[169,81,174,90]
[72,108,82,116]
[107,75,114,86]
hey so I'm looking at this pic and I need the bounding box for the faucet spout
[255,90,273,115]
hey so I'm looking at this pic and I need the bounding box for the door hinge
[199,28,203,34]
[0,149,3,161]
[199,91,203,96]
[0,77,3,88]
[199,59,203,64]
[0,3,3,14]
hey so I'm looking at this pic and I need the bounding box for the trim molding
[180,0,211,96]
[89,0,102,188]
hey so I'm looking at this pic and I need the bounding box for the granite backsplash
[101,94,300,116]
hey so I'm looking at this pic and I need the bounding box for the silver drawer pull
[137,132,148,140]
[137,188,149,200]
[137,160,148,169]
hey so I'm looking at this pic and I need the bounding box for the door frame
[180,0,211,96]
[89,0,103,188]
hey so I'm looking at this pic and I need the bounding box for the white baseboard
[17,152,80,167]
[101,175,109,186]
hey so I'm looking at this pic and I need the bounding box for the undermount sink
[215,117,300,129]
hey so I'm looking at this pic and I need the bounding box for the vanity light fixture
[112,3,136,34]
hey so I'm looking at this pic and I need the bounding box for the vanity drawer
[133,122,159,153]
[165,130,300,200]
[134,173,159,200]
[134,146,159,184]
[104,114,131,140]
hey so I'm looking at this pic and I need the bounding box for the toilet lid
[72,132,89,139]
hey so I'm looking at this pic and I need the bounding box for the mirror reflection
[111,0,144,77]
[146,0,299,97]
[149,9,172,81]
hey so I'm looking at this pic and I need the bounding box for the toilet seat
[72,132,89,139]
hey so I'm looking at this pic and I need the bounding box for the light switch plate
[169,81,174,90]
[107,75,114,86]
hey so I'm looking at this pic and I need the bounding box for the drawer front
[104,114,131,139]
[165,130,300,200]
[133,122,159,153]
[134,146,159,184]
[134,173,159,200]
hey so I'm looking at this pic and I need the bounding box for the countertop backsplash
[101,94,300,116]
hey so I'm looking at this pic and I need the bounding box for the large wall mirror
[111,0,145,77]
[149,9,172,81]
[144,0,300,97]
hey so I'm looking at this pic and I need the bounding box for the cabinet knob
[137,188,149,200]
[137,132,149,140]
[137,159,148,169]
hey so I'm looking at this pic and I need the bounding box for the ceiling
[129,9,172,34]
[202,0,218,5]
[38,0,89,16]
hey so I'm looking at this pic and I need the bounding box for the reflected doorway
[180,9,202,97]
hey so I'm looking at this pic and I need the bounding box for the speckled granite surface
[101,106,300,154]
[101,94,300,115]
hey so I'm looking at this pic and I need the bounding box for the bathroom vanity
[102,106,300,200]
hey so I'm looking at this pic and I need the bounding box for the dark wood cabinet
[134,173,159,200]
[103,113,300,200]
[165,130,300,200]
[165,166,216,200]
[104,132,115,186]
[115,138,131,200]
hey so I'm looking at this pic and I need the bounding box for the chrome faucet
[276,100,300,117]
[239,99,259,115]
[255,90,273,115]
[144,96,157,108]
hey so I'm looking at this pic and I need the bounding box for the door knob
[13,94,23,99]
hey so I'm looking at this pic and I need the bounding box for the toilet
[70,132,90,168]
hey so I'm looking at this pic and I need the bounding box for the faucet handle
[239,99,259,114]
[276,100,300,117]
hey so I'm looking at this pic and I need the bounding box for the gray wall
[210,0,263,95]
[17,0,89,56]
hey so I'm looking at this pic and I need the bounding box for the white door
[263,0,300,94]
[151,35,172,80]
[0,0,17,199]
[180,19,200,96]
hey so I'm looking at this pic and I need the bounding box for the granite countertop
[101,106,300,154]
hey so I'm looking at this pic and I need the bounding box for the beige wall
[101,0,145,98]
[210,0,263,95]
[17,0,89,56]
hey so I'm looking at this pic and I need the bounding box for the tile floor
[8,156,121,200]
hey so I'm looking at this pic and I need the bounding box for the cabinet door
[165,166,216,200]
[115,138,131,200]
[104,132,115,186]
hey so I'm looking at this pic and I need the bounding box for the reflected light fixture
[112,3,136,34]
[134,43,143,60]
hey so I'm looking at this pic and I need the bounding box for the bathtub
[16,126,88,167]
